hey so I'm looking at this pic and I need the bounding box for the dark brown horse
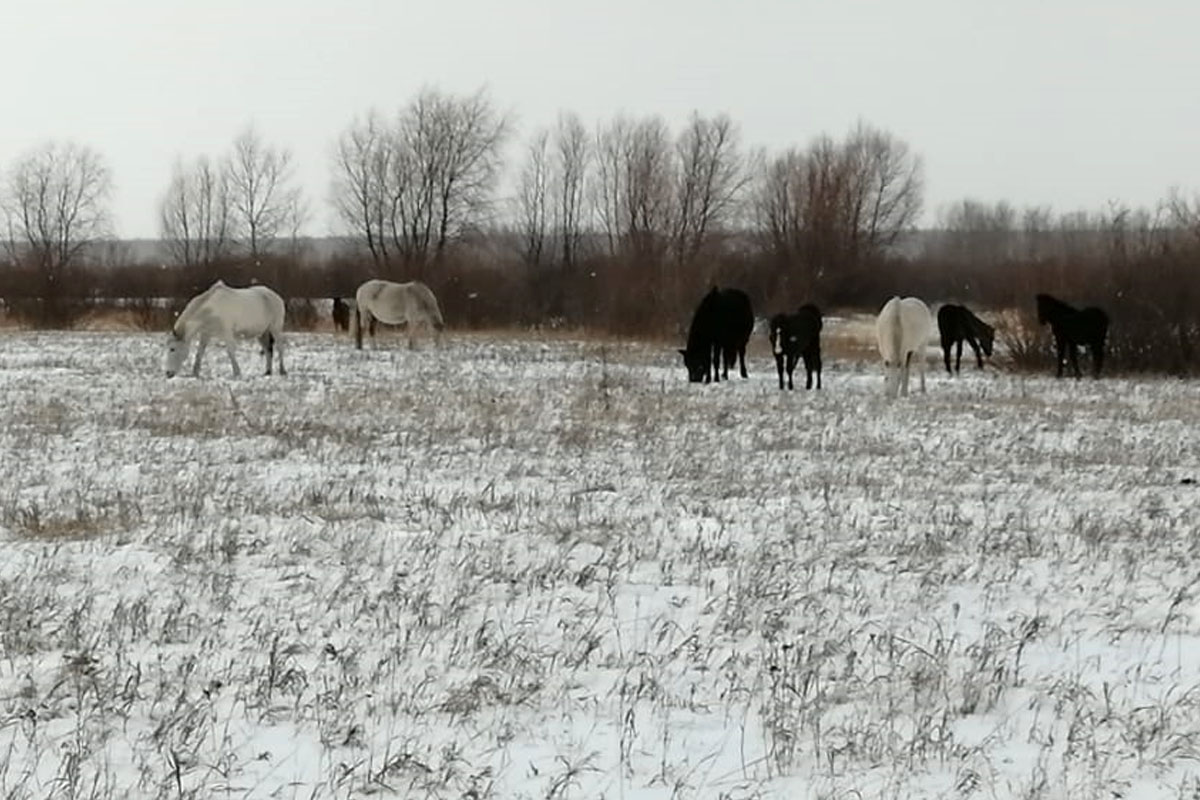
[679,287,754,383]
[1035,294,1109,378]
[937,304,994,374]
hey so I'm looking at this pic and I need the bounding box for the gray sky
[3,0,1198,238]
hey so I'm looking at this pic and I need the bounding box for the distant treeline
[2,87,1199,372]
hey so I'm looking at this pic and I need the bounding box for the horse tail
[891,298,904,359]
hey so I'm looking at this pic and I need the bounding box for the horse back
[686,287,753,354]
[773,305,822,355]
[1079,307,1109,341]
[937,304,964,340]
[879,297,931,360]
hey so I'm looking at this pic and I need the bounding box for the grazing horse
[1035,294,1109,378]
[331,297,353,332]
[165,280,286,378]
[769,304,823,390]
[876,296,933,398]
[679,287,754,383]
[937,304,995,374]
[353,279,445,350]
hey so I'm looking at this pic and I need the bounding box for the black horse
[679,287,754,383]
[1035,293,1109,378]
[937,304,994,374]
[768,304,823,390]
[331,297,352,332]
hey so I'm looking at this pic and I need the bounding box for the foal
[768,304,823,390]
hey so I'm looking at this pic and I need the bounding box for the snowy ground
[2,326,1200,799]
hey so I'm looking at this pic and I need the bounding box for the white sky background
[2,0,1197,239]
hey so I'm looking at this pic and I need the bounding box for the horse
[331,297,353,332]
[353,279,445,350]
[165,280,286,378]
[937,304,995,374]
[768,304,823,390]
[1035,294,1109,378]
[876,296,933,398]
[679,287,754,383]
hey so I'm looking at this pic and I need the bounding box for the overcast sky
[3,0,1197,238]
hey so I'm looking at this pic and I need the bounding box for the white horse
[352,279,445,350]
[165,280,287,378]
[876,296,933,398]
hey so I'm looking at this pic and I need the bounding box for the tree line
[2,86,1199,373]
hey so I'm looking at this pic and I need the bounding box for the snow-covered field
[2,327,1200,799]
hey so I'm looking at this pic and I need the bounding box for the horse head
[768,315,785,356]
[164,329,189,378]
[979,324,996,357]
[679,348,710,383]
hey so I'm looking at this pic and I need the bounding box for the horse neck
[175,289,220,336]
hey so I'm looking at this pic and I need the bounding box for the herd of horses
[678,286,1110,395]
[160,277,1110,392]
[163,278,445,378]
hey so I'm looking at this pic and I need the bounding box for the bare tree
[331,89,510,275]
[158,155,233,267]
[516,130,550,270]
[753,142,843,295]
[225,125,306,260]
[670,113,747,266]
[331,110,395,268]
[553,112,590,272]
[592,115,633,258]
[591,115,674,261]
[841,122,924,265]
[1,141,112,323]
[393,88,510,271]
[753,124,923,299]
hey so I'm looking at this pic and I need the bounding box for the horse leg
[223,332,241,378]
[954,340,964,373]
[276,333,286,376]
[941,337,952,374]
[969,336,984,369]
[354,308,364,350]
[1068,344,1082,379]
[918,347,927,393]
[1093,342,1104,378]
[738,346,748,379]
[191,334,209,377]
[775,353,785,390]
[1054,338,1066,378]
[262,333,273,375]
[786,353,796,390]
[900,352,911,396]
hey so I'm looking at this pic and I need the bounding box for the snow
[2,327,1200,798]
